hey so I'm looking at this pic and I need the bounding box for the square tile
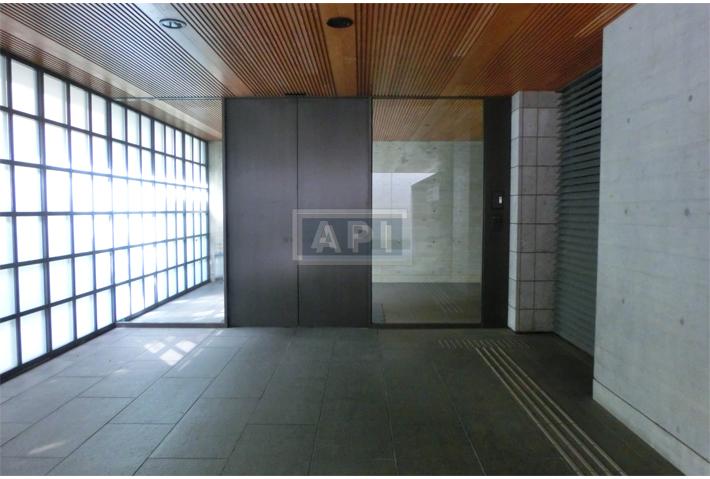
[136,458,225,476]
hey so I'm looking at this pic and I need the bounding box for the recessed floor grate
[438,337,531,350]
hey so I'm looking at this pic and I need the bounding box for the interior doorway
[371,99,484,325]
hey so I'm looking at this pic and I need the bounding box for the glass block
[129,214,142,245]
[144,274,155,308]
[115,283,130,320]
[112,142,126,177]
[168,267,177,296]
[94,214,112,250]
[184,135,192,161]
[176,213,185,239]
[0,319,18,374]
[154,122,164,152]
[167,241,176,267]
[156,242,167,271]
[74,255,94,295]
[187,262,195,289]
[0,217,13,265]
[111,103,125,140]
[201,236,208,258]
[73,215,93,253]
[0,55,7,107]
[91,95,107,135]
[165,126,174,155]
[44,74,67,123]
[130,246,142,279]
[143,244,156,274]
[154,153,165,180]
[175,131,183,157]
[0,164,10,211]
[47,216,71,257]
[0,112,9,160]
[93,176,112,212]
[186,238,193,262]
[70,85,89,130]
[49,259,72,302]
[141,149,152,179]
[186,212,194,237]
[0,268,16,318]
[114,248,128,283]
[96,290,112,328]
[44,124,69,168]
[193,140,200,165]
[196,259,203,283]
[20,310,46,363]
[70,130,91,171]
[128,180,141,212]
[19,264,44,312]
[154,184,166,212]
[155,213,166,241]
[51,302,73,349]
[167,213,176,240]
[177,239,185,265]
[113,214,128,248]
[156,271,167,301]
[140,115,151,147]
[95,252,112,289]
[11,60,37,115]
[75,295,94,338]
[176,159,184,184]
[16,215,43,262]
[92,136,109,173]
[185,161,193,186]
[130,279,144,314]
[200,166,207,187]
[141,183,154,213]
[165,156,175,181]
[127,146,140,178]
[177,265,185,292]
[12,115,40,164]
[201,142,207,165]
[45,170,71,212]
[14,166,41,212]
[72,173,93,212]
[142,213,155,244]
[112,178,128,212]
[127,110,139,145]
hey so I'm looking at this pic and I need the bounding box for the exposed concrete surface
[594,4,710,474]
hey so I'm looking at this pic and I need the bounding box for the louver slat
[553,67,602,355]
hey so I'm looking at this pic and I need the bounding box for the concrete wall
[594,5,710,474]
[372,141,483,283]
[508,92,560,332]
[207,140,224,281]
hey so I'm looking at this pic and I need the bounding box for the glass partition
[372,99,484,324]
[0,55,209,378]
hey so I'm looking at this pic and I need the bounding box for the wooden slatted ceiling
[374,99,483,141]
[0,3,632,140]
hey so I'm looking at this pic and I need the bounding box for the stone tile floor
[0,327,678,475]
[131,282,225,324]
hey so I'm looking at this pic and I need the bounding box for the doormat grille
[437,337,531,350]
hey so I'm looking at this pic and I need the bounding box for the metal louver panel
[554,67,602,355]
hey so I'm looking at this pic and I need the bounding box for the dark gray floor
[0,327,678,475]
[373,282,481,324]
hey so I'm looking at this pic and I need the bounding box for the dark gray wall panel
[297,98,372,327]
[554,67,602,354]
[224,98,298,327]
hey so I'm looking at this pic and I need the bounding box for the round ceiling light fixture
[159,18,187,29]
[326,16,353,29]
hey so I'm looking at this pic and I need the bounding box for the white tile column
[508,91,560,332]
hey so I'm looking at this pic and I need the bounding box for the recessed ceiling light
[326,17,353,29]
[159,18,187,29]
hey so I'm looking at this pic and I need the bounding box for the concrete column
[593,4,709,474]
[207,140,224,281]
[508,91,560,332]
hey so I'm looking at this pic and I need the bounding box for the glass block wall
[0,54,210,377]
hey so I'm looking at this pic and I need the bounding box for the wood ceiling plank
[135,3,252,97]
[318,3,357,96]
[0,12,221,139]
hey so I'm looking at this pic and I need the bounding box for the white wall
[594,4,710,474]
[207,140,224,281]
